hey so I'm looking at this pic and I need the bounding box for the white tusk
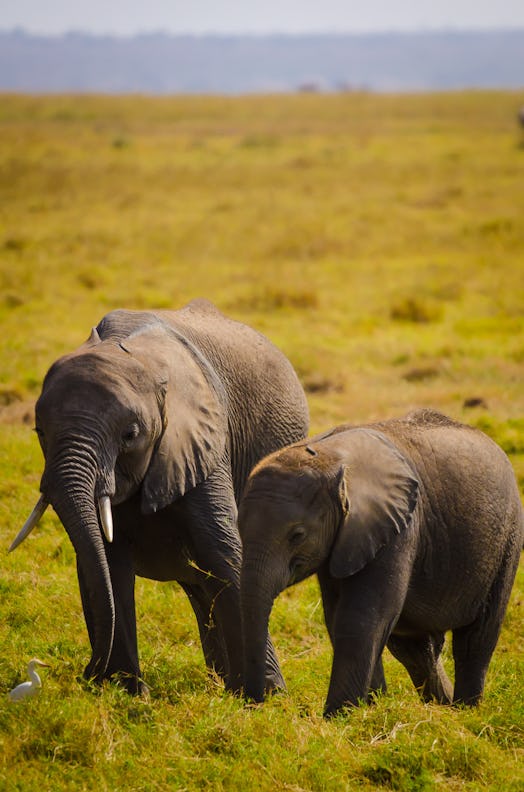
[98,496,113,543]
[9,496,49,553]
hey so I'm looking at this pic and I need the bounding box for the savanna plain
[0,91,523,791]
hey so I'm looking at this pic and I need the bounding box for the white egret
[8,658,49,702]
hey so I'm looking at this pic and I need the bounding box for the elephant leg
[452,552,518,705]
[179,469,246,693]
[77,544,144,694]
[183,467,285,695]
[323,602,395,716]
[191,560,282,694]
[192,566,243,692]
[321,560,413,717]
[387,632,452,704]
[325,629,379,716]
[368,656,387,703]
[180,582,228,679]
[103,536,145,695]
[319,569,386,707]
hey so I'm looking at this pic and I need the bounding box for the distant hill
[1,29,524,93]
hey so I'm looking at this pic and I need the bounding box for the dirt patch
[0,399,34,425]
[402,366,440,383]
[302,374,344,394]
[463,396,488,409]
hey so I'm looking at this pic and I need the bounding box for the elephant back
[165,300,310,498]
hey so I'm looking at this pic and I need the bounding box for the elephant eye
[121,422,140,446]
[34,426,46,448]
[289,526,306,546]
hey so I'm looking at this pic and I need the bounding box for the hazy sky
[2,1,524,36]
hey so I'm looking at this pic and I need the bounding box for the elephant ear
[329,429,419,578]
[123,325,228,514]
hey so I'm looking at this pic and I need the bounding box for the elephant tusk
[9,495,49,553]
[98,496,113,543]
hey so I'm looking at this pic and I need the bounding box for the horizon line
[3,25,524,40]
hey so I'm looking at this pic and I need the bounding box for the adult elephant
[10,299,309,695]
[239,410,523,716]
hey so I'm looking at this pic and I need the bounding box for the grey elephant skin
[239,409,523,717]
[14,299,309,694]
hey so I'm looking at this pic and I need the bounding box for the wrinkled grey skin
[26,299,309,694]
[239,410,523,717]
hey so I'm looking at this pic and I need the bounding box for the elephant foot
[367,685,387,705]
[223,668,284,698]
[113,672,149,697]
[323,703,343,719]
[82,664,148,697]
[83,658,107,686]
[264,674,286,696]
[124,674,150,699]
[418,659,453,704]
[224,672,243,696]
[452,692,482,707]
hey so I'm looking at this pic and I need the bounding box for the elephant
[10,298,309,695]
[239,409,523,717]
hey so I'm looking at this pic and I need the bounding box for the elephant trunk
[240,553,283,703]
[43,448,115,681]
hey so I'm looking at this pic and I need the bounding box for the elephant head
[239,429,418,703]
[11,319,227,682]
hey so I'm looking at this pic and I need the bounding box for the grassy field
[0,91,523,790]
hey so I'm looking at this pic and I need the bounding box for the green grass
[0,91,523,790]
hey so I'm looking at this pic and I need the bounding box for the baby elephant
[239,410,523,717]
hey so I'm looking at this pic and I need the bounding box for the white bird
[8,658,49,702]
